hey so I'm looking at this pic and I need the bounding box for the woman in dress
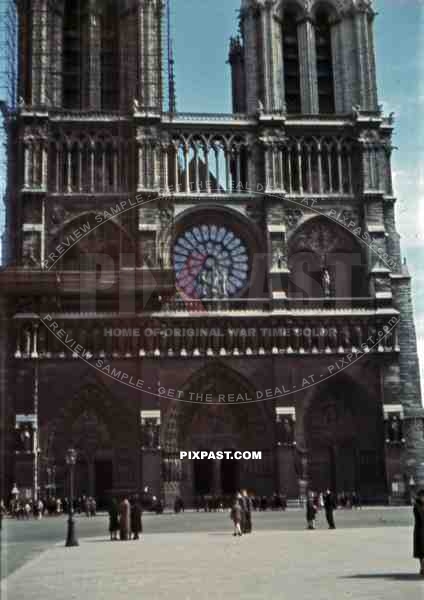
[230,495,243,537]
[108,498,119,541]
[413,489,424,575]
[119,496,131,541]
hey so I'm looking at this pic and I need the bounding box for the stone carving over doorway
[161,363,275,505]
[50,382,138,502]
[304,376,386,500]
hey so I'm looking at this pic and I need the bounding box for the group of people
[2,495,100,519]
[230,491,253,536]
[108,496,142,541]
[5,497,60,519]
[193,493,288,512]
[306,490,338,530]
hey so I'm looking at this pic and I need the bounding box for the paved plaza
[0,509,422,600]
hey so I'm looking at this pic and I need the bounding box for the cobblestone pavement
[1,519,422,600]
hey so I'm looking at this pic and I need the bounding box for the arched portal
[161,364,275,506]
[304,376,387,501]
[49,383,139,507]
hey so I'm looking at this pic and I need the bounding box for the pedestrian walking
[0,499,6,529]
[230,495,243,536]
[413,489,424,575]
[130,496,143,540]
[119,496,131,541]
[324,490,336,529]
[89,497,97,517]
[306,493,317,529]
[241,490,252,533]
[108,498,119,541]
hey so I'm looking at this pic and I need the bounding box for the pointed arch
[303,373,386,499]
[314,3,336,113]
[162,362,273,452]
[288,215,366,298]
[50,211,135,271]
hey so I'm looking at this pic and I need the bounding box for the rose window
[173,225,249,298]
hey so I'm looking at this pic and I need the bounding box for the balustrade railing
[14,308,399,360]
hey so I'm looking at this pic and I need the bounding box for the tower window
[282,12,301,114]
[63,0,88,109]
[101,1,121,110]
[315,10,335,114]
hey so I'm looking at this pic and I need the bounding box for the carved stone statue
[272,245,287,270]
[22,234,40,268]
[321,268,332,298]
[389,416,402,443]
[143,238,156,268]
[220,269,229,297]
[143,418,159,449]
[20,426,32,452]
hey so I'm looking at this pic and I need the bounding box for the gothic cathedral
[0,0,422,507]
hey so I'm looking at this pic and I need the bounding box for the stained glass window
[173,224,249,298]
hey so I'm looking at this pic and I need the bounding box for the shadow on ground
[342,573,423,581]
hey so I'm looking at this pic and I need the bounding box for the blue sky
[172,0,424,396]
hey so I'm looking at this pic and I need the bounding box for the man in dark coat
[306,493,317,529]
[130,495,143,540]
[108,498,119,541]
[324,489,336,529]
[241,490,253,533]
[413,489,424,575]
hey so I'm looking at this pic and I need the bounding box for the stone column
[391,270,424,489]
[331,19,345,113]
[87,0,101,110]
[260,3,272,111]
[212,460,221,495]
[270,9,284,111]
[297,17,319,114]
[353,8,378,110]
[31,0,49,106]
[0,295,11,502]
[51,10,63,107]
[139,0,162,110]
[241,5,260,114]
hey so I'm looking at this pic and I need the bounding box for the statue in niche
[143,418,160,449]
[22,234,40,268]
[142,238,156,268]
[277,416,294,445]
[321,268,332,298]
[212,267,221,298]
[388,416,402,443]
[272,243,287,270]
[220,270,229,297]
[20,426,32,452]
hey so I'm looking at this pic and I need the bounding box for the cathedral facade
[0,0,423,507]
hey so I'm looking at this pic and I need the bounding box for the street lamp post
[65,448,79,547]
